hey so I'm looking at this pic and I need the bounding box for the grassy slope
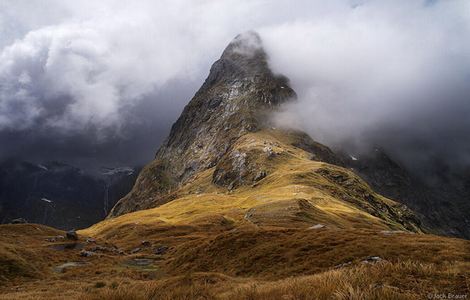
[82,129,420,241]
[0,224,64,281]
[0,129,468,299]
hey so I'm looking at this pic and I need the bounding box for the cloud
[0,0,249,165]
[261,0,470,172]
[0,3,205,133]
[0,1,269,138]
[1,0,470,174]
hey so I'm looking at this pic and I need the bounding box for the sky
[1,0,469,175]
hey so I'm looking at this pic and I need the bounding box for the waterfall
[103,183,109,216]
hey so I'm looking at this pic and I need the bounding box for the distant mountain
[344,149,470,238]
[0,160,138,229]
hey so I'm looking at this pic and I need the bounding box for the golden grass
[165,228,470,279]
[1,129,468,299]
[0,224,63,282]
[82,260,469,300]
[81,129,418,242]
[0,223,469,299]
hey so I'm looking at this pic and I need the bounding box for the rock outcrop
[110,32,296,216]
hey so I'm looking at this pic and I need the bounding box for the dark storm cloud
[1,0,470,174]
[0,79,199,168]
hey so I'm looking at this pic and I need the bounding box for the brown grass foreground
[0,223,469,299]
[83,260,469,300]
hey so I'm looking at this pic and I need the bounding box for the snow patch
[41,197,53,203]
[101,167,134,176]
[37,164,48,171]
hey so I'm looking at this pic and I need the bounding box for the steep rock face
[108,32,422,234]
[110,32,296,216]
[159,32,295,183]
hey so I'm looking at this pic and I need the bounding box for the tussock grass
[1,130,468,299]
[0,224,62,281]
[83,260,469,300]
[226,261,453,300]
[81,129,420,244]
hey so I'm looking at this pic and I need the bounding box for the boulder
[154,245,168,255]
[45,236,65,242]
[362,256,383,264]
[130,247,141,254]
[141,240,151,247]
[79,250,94,257]
[254,170,267,182]
[11,218,28,224]
[308,224,326,230]
[66,230,78,240]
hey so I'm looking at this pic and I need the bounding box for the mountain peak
[199,31,276,92]
[109,32,296,216]
[221,31,264,59]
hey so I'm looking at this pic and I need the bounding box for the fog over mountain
[1,0,470,175]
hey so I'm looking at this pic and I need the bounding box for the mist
[262,1,470,174]
[1,0,470,174]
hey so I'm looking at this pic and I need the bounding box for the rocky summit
[0,32,468,300]
[108,31,422,233]
[110,31,296,216]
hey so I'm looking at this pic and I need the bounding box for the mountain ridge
[110,31,296,216]
[107,31,422,234]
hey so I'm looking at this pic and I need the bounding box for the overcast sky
[1,0,470,174]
